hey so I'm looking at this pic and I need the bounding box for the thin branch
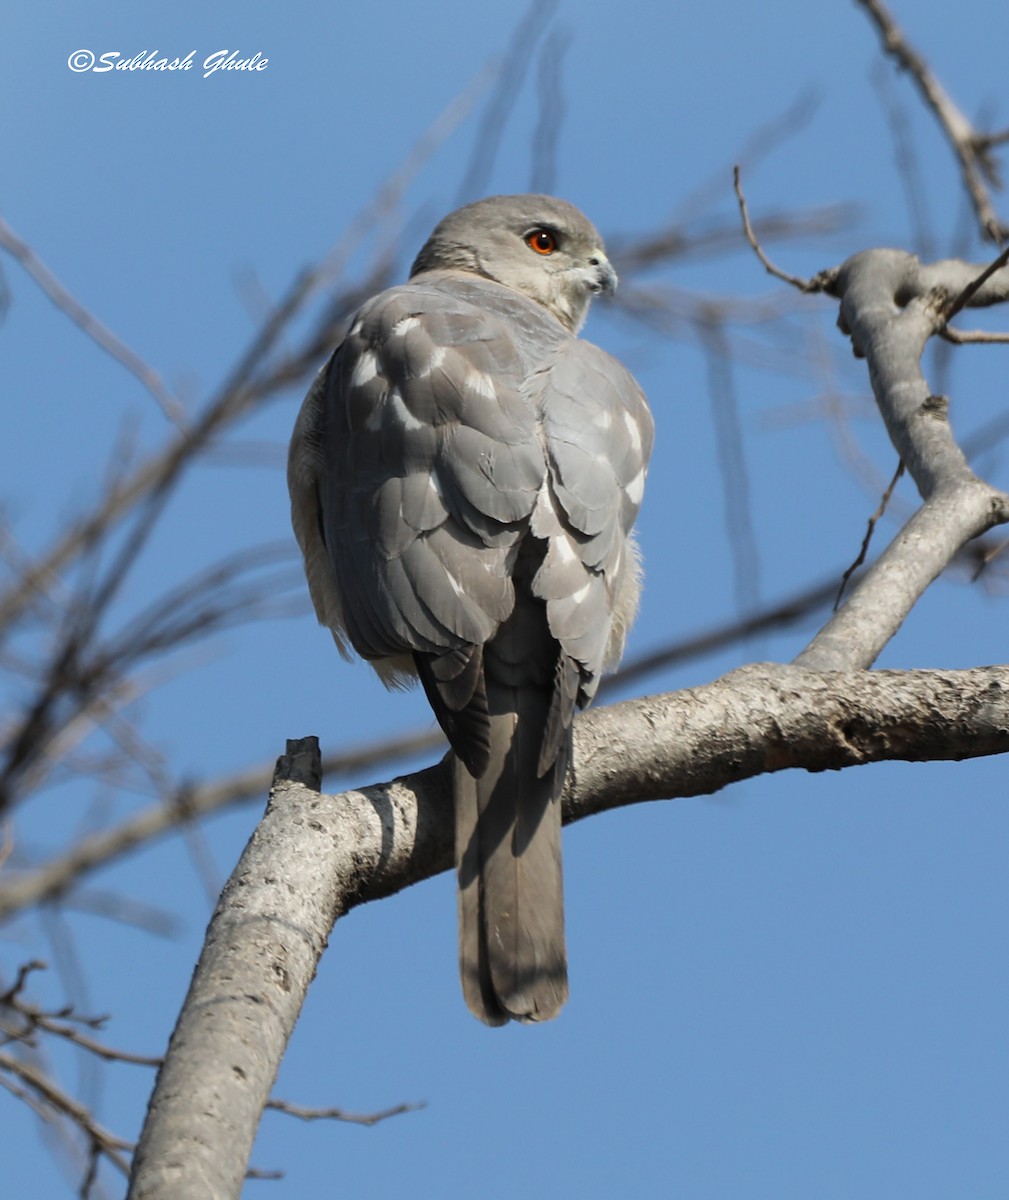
[0,958,46,1003]
[55,889,182,939]
[835,458,906,609]
[0,216,186,427]
[733,166,834,292]
[0,86,481,641]
[940,326,1009,344]
[0,562,876,923]
[264,1096,423,1126]
[697,314,762,615]
[614,202,856,275]
[602,575,845,693]
[672,88,823,227]
[971,536,1009,581]
[943,244,1009,321]
[871,59,936,258]
[855,0,1008,242]
[530,24,572,195]
[0,728,442,922]
[456,0,560,203]
[2,981,162,1068]
[0,1051,132,1178]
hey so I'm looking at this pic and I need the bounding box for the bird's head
[410,194,617,332]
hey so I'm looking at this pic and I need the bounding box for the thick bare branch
[129,663,1009,1196]
[798,249,1009,669]
[127,740,333,1200]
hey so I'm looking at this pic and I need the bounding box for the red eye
[526,228,556,255]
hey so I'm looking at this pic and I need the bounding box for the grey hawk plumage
[289,194,653,1024]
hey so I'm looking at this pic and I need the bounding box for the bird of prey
[289,194,653,1024]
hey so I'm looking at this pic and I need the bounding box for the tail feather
[456,685,568,1024]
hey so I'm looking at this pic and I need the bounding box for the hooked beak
[588,252,618,296]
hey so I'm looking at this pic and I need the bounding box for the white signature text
[67,50,269,79]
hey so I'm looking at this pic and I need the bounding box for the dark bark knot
[837,715,893,761]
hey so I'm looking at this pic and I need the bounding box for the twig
[613,203,855,274]
[733,167,835,292]
[0,1051,133,1177]
[835,459,906,610]
[0,727,444,921]
[970,536,1009,582]
[456,0,560,203]
[0,86,483,642]
[530,24,572,195]
[0,217,186,427]
[942,244,1009,321]
[871,60,935,258]
[0,958,46,1004]
[940,326,1009,344]
[2,985,163,1067]
[264,1096,423,1126]
[697,314,761,615]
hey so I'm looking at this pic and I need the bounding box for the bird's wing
[291,277,577,758]
[290,270,653,706]
[529,336,655,717]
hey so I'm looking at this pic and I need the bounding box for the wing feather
[289,272,653,753]
[529,338,654,700]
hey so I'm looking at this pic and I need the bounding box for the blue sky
[3,2,1009,1196]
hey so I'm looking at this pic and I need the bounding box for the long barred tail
[455,684,569,1025]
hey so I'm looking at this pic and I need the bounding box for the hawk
[289,195,653,1024]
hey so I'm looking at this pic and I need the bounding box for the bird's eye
[526,228,557,255]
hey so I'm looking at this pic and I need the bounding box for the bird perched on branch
[289,194,653,1024]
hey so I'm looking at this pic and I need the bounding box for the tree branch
[797,249,1009,669]
[0,217,187,427]
[854,0,1009,242]
[128,663,1009,1197]
[0,569,854,923]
